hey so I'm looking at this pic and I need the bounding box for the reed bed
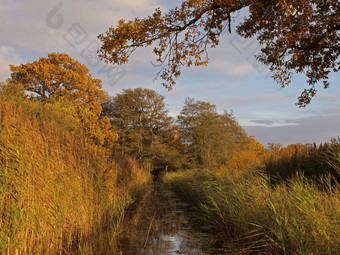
[0,96,150,254]
[163,168,340,254]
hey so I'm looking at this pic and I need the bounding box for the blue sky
[1,0,339,146]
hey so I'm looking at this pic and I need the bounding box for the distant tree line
[102,88,248,172]
[5,52,339,181]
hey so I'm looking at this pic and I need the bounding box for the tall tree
[102,88,173,168]
[150,124,190,172]
[9,55,117,149]
[10,53,105,115]
[177,98,247,169]
[98,0,340,106]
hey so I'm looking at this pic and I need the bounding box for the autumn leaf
[98,0,340,107]
[10,53,106,115]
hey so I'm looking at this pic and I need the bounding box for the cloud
[315,93,340,102]
[0,46,20,80]
[241,118,299,128]
[309,104,340,115]
[2,0,340,148]
[244,108,340,146]
[213,92,296,109]
[252,111,294,120]
[250,120,276,126]
[209,58,255,77]
[0,0,165,56]
[108,0,157,13]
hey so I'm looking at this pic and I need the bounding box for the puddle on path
[116,184,229,255]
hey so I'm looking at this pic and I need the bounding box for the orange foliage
[99,0,339,106]
[223,137,269,174]
[10,53,105,115]
[78,107,118,149]
[0,97,148,253]
[8,54,118,150]
[265,142,339,180]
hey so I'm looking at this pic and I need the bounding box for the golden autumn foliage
[8,53,119,150]
[219,136,269,178]
[99,0,340,106]
[265,140,340,180]
[0,90,150,254]
[77,107,118,150]
[9,53,105,115]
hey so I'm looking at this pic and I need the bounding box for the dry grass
[163,168,340,254]
[0,96,150,254]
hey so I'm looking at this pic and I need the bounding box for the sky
[1,0,339,146]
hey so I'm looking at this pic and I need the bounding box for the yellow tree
[98,0,339,107]
[225,137,270,174]
[9,54,117,149]
[10,53,105,115]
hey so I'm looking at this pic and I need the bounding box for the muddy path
[116,183,228,255]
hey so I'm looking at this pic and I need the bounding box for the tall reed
[0,96,150,254]
[163,168,339,254]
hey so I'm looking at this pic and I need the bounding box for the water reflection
[117,184,227,255]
